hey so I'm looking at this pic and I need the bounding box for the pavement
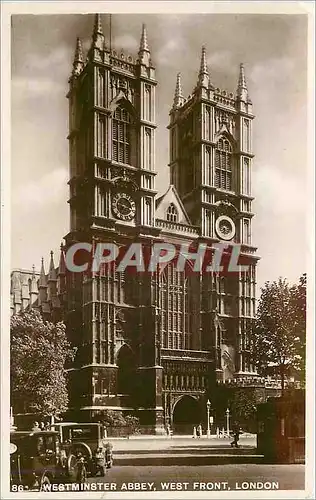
[110,435,263,466]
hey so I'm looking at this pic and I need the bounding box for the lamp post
[226,408,230,437]
[206,400,211,438]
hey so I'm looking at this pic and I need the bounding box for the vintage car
[53,422,113,477]
[10,430,69,490]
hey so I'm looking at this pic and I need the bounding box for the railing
[161,349,212,361]
[110,54,136,75]
[155,219,199,235]
[217,377,301,389]
[213,90,236,108]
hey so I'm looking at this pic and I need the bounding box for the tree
[97,409,127,427]
[11,309,74,418]
[230,389,258,432]
[252,275,306,393]
[289,274,306,384]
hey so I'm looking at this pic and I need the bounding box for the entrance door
[172,396,201,435]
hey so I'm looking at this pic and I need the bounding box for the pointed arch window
[160,265,192,350]
[166,203,178,223]
[215,138,232,191]
[112,105,134,165]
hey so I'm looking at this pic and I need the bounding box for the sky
[10,8,309,292]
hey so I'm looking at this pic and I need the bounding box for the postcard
[1,1,314,499]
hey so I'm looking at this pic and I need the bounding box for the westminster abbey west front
[12,14,261,432]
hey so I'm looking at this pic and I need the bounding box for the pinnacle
[197,45,210,88]
[39,257,47,288]
[72,37,84,77]
[238,63,247,90]
[93,13,103,36]
[48,251,57,281]
[58,244,66,275]
[173,72,184,108]
[139,23,150,53]
[199,46,209,77]
[236,62,249,101]
[74,37,84,63]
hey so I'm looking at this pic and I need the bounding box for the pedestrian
[197,423,202,438]
[231,423,240,448]
[193,426,197,438]
[216,427,220,439]
[94,447,106,477]
[76,452,87,483]
[32,421,40,432]
[166,423,171,437]
[40,421,45,430]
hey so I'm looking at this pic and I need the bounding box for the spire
[57,244,66,295]
[198,46,209,88]
[93,13,103,37]
[173,73,185,109]
[74,37,84,64]
[58,243,66,276]
[199,46,208,77]
[236,63,249,101]
[48,251,57,281]
[138,23,151,66]
[72,37,84,77]
[38,258,47,288]
[139,23,149,53]
[90,13,104,52]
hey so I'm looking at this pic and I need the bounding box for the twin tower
[62,14,259,430]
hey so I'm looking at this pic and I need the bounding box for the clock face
[215,215,236,241]
[112,192,136,221]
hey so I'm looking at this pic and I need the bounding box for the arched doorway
[117,344,136,398]
[172,396,201,435]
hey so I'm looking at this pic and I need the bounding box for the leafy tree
[97,409,127,427]
[252,275,306,393]
[11,309,74,418]
[124,414,140,435]
[289,274,306,384]
[230,389,257,432]
[94,409,140,436]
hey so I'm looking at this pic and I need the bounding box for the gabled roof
[155,184,191,225]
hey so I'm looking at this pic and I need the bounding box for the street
[87,464,305,491]
[110,434,257,452]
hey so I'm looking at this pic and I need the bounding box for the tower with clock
[62,14,260,432]
[168,47,259,384]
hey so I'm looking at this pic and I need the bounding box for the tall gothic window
[166,203,178,222]
[160,265,192,350]
[215,138,232,191]
[112,106,133,164]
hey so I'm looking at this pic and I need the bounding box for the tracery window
[112,106,133,164]
[166,203,178,222]
[215,138,232,191]
[160,265,192,350]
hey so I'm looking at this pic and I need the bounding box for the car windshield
[65,426,99,440]
[12,433,59,454]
